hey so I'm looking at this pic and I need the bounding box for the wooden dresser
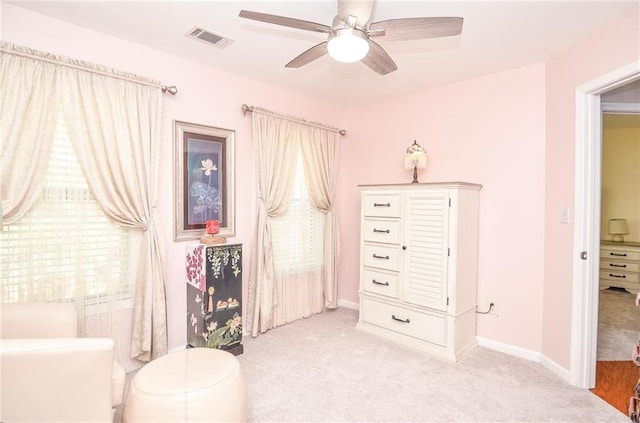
[600,240,640,293]
[357,182,481,361]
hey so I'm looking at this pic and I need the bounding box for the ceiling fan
[238,0,463,76]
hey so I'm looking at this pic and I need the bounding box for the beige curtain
[1,42,167,362]
[0,47,60,224]
[301,126,340,308]
[249,110,300,335]
[248,108,340,335]
[60,66,166,361]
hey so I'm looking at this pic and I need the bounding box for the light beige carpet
[237,307,626,422]
[597,288,639,361]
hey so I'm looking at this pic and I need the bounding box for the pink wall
[5,3,639,373]
[543,8,640,368]
[2,4,345,352]
[338,64,547,351]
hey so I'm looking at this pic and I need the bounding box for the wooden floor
[591,360,638,416]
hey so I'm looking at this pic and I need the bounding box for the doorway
[597,108,640,360]
[571,61,640,389]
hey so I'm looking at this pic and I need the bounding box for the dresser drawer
[363,244,400,271]
[362,268,398,298]
[360,297,446,347]
[599,270,640,284]
[363,194,401,218]
[600,260,640,273]
[601,248,640,262]
[362,219,401,244]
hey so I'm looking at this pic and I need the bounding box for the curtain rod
[241,104,346,136]
[1,42,177,95]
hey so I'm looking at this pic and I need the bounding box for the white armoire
[357,182,481,361]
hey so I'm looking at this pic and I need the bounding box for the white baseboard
[539,353,571,383]
[477,336,542,362]
[338,299,359,310]
[477,336,571,384]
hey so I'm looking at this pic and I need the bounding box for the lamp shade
[404,140,427,169]
[404,154,427,169]
[608,218,629,234]
[608,218,629,242]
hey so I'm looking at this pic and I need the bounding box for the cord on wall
[476,303,495,314]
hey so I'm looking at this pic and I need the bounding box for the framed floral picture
[173,121,235,241]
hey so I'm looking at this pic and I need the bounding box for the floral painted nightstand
[186,243,243,355]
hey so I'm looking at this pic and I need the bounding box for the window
[0,113,139,307]
[270,155,324,274]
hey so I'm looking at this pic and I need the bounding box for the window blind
[0,113,137,306]
[270,155,324,273]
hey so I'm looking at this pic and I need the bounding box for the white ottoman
[123,348,247,422]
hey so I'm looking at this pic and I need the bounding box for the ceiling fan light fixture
[327,28,369,63]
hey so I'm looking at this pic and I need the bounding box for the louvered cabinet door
[402,190,450,311]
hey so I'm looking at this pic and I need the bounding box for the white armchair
[0,302,126,422]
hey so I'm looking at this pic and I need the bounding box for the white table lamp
[608,218,629,243]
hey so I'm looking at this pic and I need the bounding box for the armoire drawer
[362,219,401,245]
[362,268,399,298]
[360,297,447,347]
[601,248,640,262]
[362,244,399,271]
[600,260,640,273]
[362,194,401,218]
[600,270,639,284]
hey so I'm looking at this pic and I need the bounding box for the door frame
[570,60,640,388]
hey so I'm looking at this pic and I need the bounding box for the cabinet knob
[402,246,407,250]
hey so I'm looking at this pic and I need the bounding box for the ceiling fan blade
[239,10,332,33]
[285,42,329,68]
[337,0,375,28]
[370,17,463,41]
[361,39,397,75]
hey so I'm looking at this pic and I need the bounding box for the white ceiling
[6,0,638,105]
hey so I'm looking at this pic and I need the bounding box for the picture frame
[173,120,235,241]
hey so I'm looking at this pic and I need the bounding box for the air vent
[187,26,234,49]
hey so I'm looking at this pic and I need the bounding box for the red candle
[206,220,220,235]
